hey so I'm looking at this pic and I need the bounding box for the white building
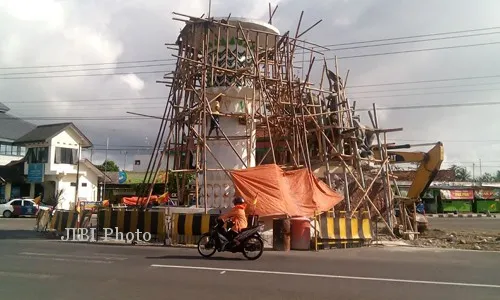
[132,154,175,173]
[13,123,105,210]
[0,102,35,166]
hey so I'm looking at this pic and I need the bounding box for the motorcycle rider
[218,197,248,245]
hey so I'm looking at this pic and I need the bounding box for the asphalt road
[1,218,500,300]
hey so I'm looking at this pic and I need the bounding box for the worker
[208,96,221,137]
[218,197,248,244]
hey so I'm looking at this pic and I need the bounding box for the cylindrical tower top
[177,17,281,88]
[179,17,281,44]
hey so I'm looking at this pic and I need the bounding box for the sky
[1,0,499,176]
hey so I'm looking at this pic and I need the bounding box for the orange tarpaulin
[230,164,344,217]
[121,193,169,206]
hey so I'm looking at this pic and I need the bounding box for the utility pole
[74,144,81,204]
[123,151,128,171]
[103,137,109,201]
[479,159,483,178]
[472,163,475,183]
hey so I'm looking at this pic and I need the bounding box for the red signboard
[440,189,474,200]
[474,189,500,200]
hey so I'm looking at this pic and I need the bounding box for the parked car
[0,198,38,218]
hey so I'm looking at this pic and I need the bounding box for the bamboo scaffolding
[138,11,414,238]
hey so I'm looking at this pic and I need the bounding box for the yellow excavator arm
[373,142,444,203]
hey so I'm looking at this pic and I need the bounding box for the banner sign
[474,189,500,200]
[440,189,474,200]
[421,189,435,199]
[394,188,434,199]
[27,163,44,183]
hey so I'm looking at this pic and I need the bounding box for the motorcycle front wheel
[242,236,264,260]
[197,233,217,258]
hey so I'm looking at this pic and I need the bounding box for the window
[70,182,77,187]
[135,160,141,165]
[26,147,49,163]
[82,183,87,187]
[11,200,22,206]
[54,147,78,164]
[23,200,33,207]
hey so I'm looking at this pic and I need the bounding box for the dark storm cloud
[1,0,500,172]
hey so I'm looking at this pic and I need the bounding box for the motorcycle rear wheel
[242,236,264,260]
[197,233,217,258]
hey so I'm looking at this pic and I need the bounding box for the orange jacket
[220,204,247,232]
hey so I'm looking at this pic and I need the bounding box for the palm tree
[450,165,472,181]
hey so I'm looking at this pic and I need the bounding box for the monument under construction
[140,10,438,238]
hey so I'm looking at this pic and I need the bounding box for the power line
[0,63,175,76]
[0,70,169,80]
[321,25,500,47]
[326,31,500,52]
[348,81,500,93]
[357,101,500,111]
[92,144,153,148]
[391,139,500,143]
[5,100,500,114]
[1,26,498,71]
[3,82,500,107]
[0,116,154,121]
[334,41,500,60]
[0,96,166,104]
[348,74,500,88]
[0,59,175,70]
[350,88,500,99]
[83,148,154,151]
[7,105,167,111]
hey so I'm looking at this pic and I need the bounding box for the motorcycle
[197,218,265,260]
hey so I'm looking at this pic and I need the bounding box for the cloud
[120,74,145,91]
[2,0,64,29]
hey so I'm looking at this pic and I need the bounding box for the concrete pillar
[30,183,35,198]
[5,183,11,200]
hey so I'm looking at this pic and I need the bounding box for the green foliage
[166,171,196,194]
[450,165,500,183]
[476,172,496,183]
[450,164,472,181]
[96,160,120,172]
[133,171,196,196]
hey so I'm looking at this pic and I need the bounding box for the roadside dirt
[375,223,500,251]
[409,229,500,251]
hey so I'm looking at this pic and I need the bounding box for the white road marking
[0,271,58,279]
[7,255,113,264]
[150,264,500,289]
[220,271,226,274]
[19,252,128,261]
[383,247,500,254]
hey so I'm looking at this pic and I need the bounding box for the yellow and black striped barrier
[49,210,78,233]
[170,213,260,245]
[35,209,51,232]
[97,208,166,242]
[170,213,220,245]
[78,209,93,229]
[314,210,373,249]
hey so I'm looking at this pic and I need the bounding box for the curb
[426,214,497,218]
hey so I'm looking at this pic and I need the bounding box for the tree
[450,164,472,181]
[96,160,120,172]
[477,172,496,183]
